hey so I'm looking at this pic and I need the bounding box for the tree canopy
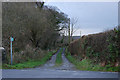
[2,2,69,51]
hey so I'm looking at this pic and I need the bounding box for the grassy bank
[68,27,120,67]
[55,48,63,66]
[65,48,119,72]
[3,50,56,69]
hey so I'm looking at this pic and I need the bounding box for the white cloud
[45,2,118,36]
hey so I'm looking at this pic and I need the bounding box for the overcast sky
[45,2,118,36]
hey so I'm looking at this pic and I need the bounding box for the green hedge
[65,48,120,72]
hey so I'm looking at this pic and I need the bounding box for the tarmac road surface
[2,48,119,78]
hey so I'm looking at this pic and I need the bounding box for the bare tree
[67,17,78,44]
[70,17,78,41]
[36,2,44,8]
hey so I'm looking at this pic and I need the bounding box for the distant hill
[72,36,81,40]
[58,36,80,41]
[57,36,81,45]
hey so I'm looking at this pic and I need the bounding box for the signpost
[10,37,14,65]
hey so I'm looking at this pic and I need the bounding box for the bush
[6,44,48,64]
[68,27,120,67]
[107,27,120,63]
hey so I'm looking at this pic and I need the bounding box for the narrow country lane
[2,48,119,78]
[34,48,61,70]
[55,48,76,70]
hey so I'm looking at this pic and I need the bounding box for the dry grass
[6,44,48,64]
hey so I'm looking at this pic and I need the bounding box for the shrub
[68,27,120,67]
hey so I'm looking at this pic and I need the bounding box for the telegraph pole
[68,18,70,44]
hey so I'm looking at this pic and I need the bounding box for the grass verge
[55,48,63,66]
[3,50,56,69]
[65,48,120,72]
[0,64,2,69]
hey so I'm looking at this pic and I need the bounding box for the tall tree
[2,2,69,51]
